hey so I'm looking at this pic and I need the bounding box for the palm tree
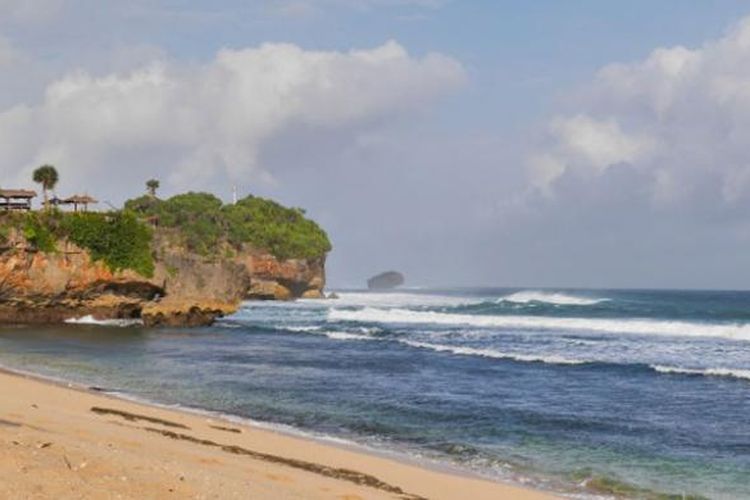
[146,179,160,197]
[32,165,59,211]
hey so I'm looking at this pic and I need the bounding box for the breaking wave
[328,307,750,341]
[651,365,750,381]
[64,315,143,327]
[400,340,586,365]
[498,291,607,306]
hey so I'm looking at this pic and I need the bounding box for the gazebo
[65,194,98,212]
[0,189,37,211]
[51,194,98,212]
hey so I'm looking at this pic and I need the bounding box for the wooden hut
[64,194,98,212]
[0,189,37,211]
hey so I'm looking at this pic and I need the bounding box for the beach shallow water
[1,288,749,498]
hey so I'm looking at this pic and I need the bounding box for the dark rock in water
[367,271,405,290]
[327,292,340,299]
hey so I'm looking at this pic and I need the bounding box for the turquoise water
[1,288,749,498]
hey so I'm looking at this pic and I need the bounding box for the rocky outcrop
[0,240,162,324]
[0,229,326,326]
[367,271,404,290]
[238,250,325,301]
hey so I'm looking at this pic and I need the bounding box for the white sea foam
[328,307,750,341]
[400,341,586,365]
[499,291,607,306]
[323,331,374,341]
[284,325,324,332]
[651,365,750,381]
[64,315,143,327]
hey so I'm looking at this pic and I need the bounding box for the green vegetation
[224,196,331,259]
[0,210,154,277]
[22,212,57,253]
[32,164,59,211]
[0,189,328,276]
[124,192,331,259]
[146,179,160,197]
[61,212,154,277]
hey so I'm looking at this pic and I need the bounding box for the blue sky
[4,1,750,288]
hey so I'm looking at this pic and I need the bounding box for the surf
[497,291,608,306]
[651,365,750,381]
[328,307,750,341]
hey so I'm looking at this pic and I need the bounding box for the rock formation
[367,271,404,290]
[239,249,325,300]
[0,227,326,327]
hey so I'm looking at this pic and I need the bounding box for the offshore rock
[367,271,405,290]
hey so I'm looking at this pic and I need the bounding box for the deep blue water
[1,288,750,498]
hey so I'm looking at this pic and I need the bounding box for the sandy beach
[0,369,556,500]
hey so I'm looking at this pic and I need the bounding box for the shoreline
[0,366,558,499]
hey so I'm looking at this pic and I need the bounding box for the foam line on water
[64,315,143,327]
[400,340,587,365]
[328,307,750,341]
[651,365,750,381]
[498,291,607,306]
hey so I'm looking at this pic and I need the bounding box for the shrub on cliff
[0,210,154,277]
[61,212,154,277]
[223,196,331,260]
[125,192,331,260]
[22,213,58,252]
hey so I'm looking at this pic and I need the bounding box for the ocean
[1,288,749,498]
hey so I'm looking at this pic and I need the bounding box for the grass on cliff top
[0,210,154,278]
[124,192,331,260]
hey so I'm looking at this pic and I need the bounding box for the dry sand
[0,369,557,499]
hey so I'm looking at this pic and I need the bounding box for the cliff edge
[0,193,330,326]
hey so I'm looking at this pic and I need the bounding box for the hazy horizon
[3,1,750,289]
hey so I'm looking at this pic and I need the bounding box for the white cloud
[0,40,464,196]
[551,114,653,170]
[529,15,750,206]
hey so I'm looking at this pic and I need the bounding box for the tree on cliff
[146,179,160,197]
[32,165,59,211]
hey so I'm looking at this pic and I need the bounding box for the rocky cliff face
[238,248,325,300]
[0,228,326,326]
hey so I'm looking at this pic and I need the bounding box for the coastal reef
[0,193,330,326]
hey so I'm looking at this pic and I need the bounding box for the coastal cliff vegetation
[0,191,331,280]
[124,192,331,260]
[0,210,154,277]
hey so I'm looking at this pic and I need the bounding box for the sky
[3,1,750,289]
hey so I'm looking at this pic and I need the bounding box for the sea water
[1,288,749,498]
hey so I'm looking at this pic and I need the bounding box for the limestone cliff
[239,248,325,300]
[0,227,326,327]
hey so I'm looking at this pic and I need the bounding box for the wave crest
[65,315,143,327]
[401,341,586,365]
[328,307,750,341]
[498,291,607,306]
[651,365,750,381]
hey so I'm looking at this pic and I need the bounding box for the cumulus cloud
[0,40,464,197]
[529,16,750,208]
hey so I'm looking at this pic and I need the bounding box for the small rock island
[367,271,405,290]
[0,176,331,327]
